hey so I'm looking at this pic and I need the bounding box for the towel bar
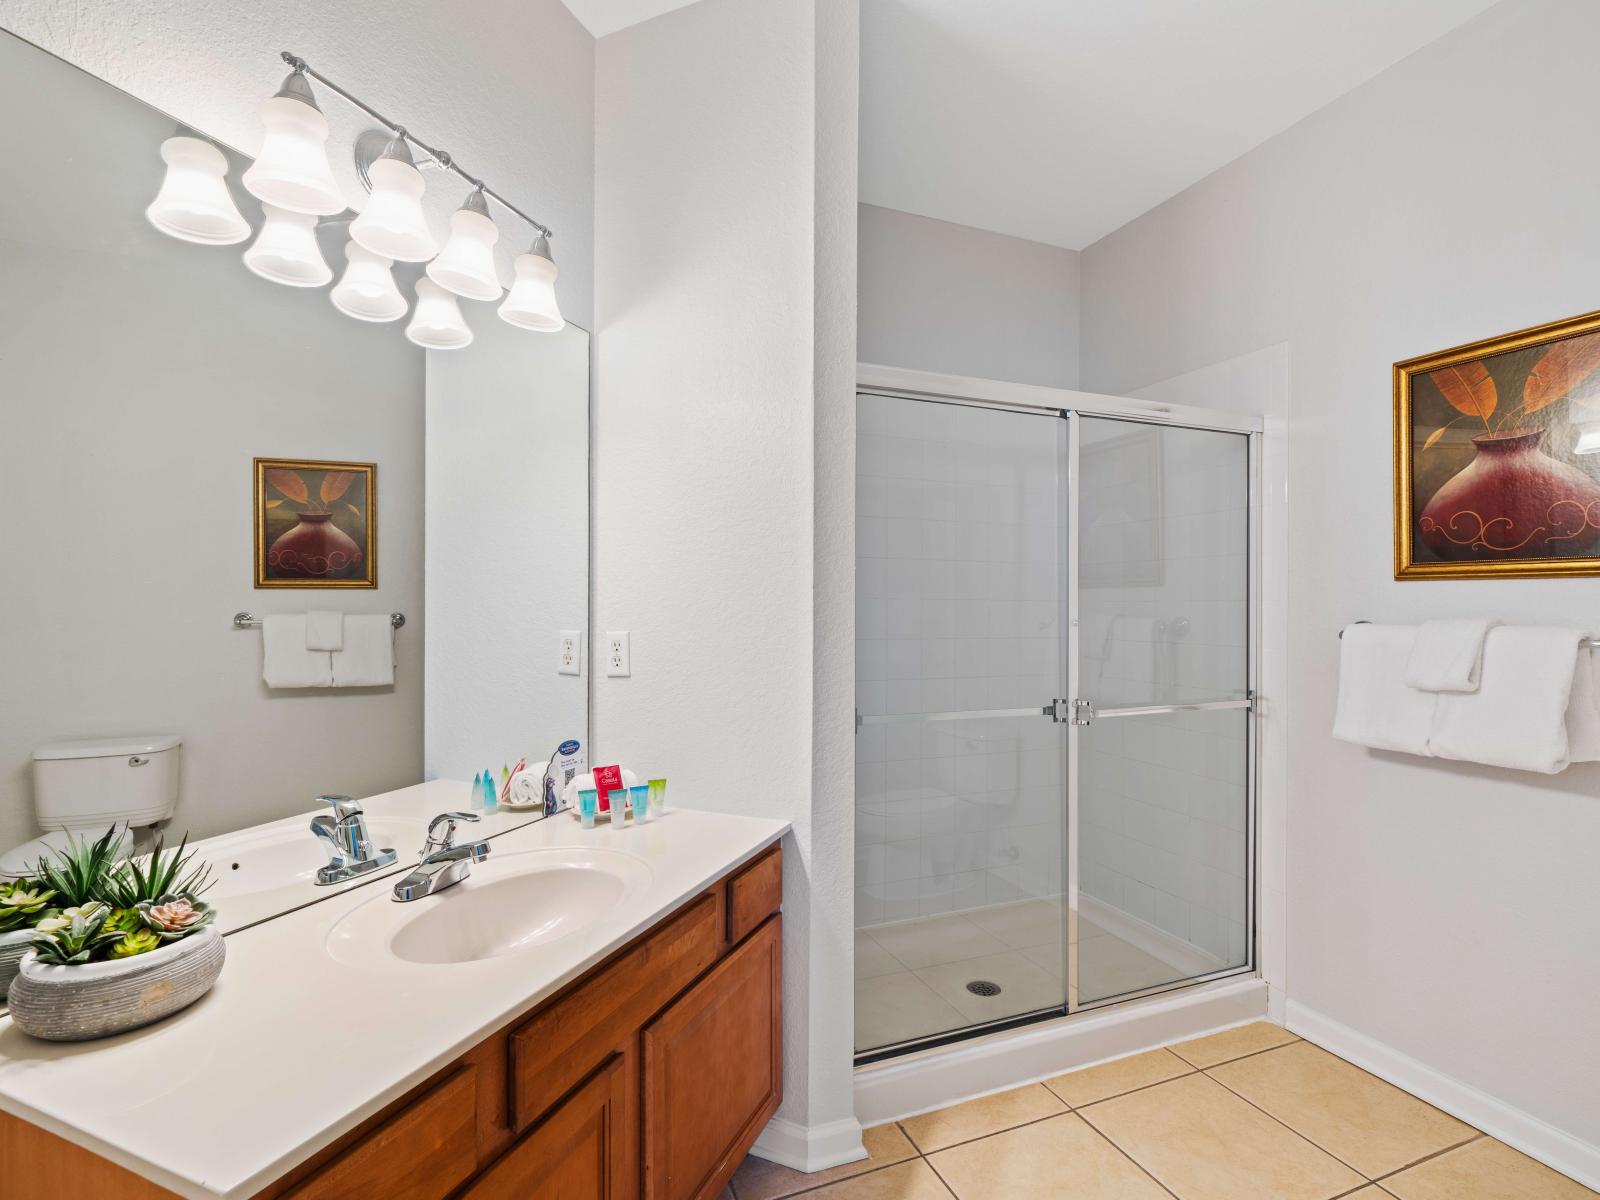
[233,611,405,630]
[1339,620,1600,648]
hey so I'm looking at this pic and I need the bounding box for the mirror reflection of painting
[255,459,377,587]
[1396,312,1600,579]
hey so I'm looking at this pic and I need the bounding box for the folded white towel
[305,610,344,652]
[1403,618,1499,693]
[1332,624,1435,756]
[1565,647,1600,764]
[330,614,394,687]
[262,615,333,688]
[1430,626,1589,774]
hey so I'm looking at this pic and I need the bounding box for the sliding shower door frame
[854,364,1264,1063]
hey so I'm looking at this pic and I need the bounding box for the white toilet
[0,735,182,878]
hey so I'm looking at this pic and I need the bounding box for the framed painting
[254,458,377,588]
[1395,309,1600,579]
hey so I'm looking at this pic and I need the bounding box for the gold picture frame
[254,458,377,588]
[1395,308,1600,580]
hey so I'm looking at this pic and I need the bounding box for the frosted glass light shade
[350,152,437,263]
[331,241,407,322]
[426,194,502,301]
[145,136,250,245]
[243,203,332,287]
[498,238,564,332]
[242,88,345,216]
[406,278,473,349]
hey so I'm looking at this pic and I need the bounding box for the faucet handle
[317,794,362,820]
[424,810,480,856]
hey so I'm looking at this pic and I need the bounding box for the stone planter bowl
[0,928,30,1000]
[7,926,224,1040]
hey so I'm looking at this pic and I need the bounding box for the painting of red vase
[254,458,377,588]
[1395,310,1600,579]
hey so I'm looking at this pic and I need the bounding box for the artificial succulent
[103,907,144,938]
[0,881,57,933]
[137,894,215,941]
[103,834,213,909]
[33,826,126,908]
[29,902,125,966]
[106,928,162,960]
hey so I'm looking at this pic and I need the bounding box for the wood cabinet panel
[642,917,782,1200]
[281,1066,478,1200]
[463,1054,632,1200]
[510,891,722,1132]
[726,846,783,946]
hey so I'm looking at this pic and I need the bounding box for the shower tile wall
[856,396,1064,926]
[1075,423,1250,976]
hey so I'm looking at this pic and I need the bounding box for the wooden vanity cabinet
[0,842,783,1200]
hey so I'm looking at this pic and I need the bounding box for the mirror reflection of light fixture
[406,278,474,349]
[241,69,345,217]
[350,135,437,263]
[243,203,333,287]
[145,136,251,245]
[498,236,565,332]
[330,241,407,322]
[426,188,502,301]
[1574,418,1600,456]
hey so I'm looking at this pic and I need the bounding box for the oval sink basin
[325,848,654,968]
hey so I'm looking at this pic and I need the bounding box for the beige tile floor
[856,899,1189,1052]
[726,1022,1598,1200]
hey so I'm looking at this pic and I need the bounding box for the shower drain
[966,980,1002,997]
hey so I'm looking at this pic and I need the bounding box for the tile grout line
[903,1106,1072,1157]
[1199,1062,1376,1182]
[1051,1066,1200,1111]
[1169,1032,1301,1072]
[1369,1132,1485,1184]
[1074,1111,1185,1200]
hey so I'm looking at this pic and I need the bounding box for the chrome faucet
[391,812,491,902]
[309,795,397,885]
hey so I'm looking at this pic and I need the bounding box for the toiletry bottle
[483,767,499,813]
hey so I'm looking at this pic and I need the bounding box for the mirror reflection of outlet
[605,631,630,677]
[558,631,582,676]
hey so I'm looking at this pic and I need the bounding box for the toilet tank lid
[33,734,182,761]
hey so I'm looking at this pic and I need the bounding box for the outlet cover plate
[559,630,582,676]
[605,631,630,677]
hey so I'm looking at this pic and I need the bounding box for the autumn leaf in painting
[265,469,309,505]
[1525,333,1600,413]
[1428,362,1496,428]
[320,471,358,506]
[1422,426,1450,452]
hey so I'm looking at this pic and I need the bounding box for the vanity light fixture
[243,203,333,287]
[330,241,408,322]
[349,134,438,263]
[145,136,251,245]
[406,277,474,350]
[427,187,502,301]
[498,235,565,332]
[241,67,346,217]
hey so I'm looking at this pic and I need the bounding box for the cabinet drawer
[281,1066,478,1200]
[726,845,782,945]
[510,891,722,1131]
[642,916,782,1200]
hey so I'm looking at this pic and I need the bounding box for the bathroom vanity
[0,797,787,1200]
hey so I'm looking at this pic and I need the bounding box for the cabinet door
[463,1054,632,1200]
[642,916,782,1200]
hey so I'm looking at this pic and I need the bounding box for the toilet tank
[32,735,182,831]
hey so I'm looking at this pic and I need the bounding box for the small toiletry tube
[609,790,627,830]
[629,783,651,824]
[577,787,598,830]
[648,777,667,814]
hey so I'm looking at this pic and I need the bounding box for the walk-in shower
[855,377,1258,1060]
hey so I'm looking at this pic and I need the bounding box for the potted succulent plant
[0,878,58,995]
[6,827,225,1041]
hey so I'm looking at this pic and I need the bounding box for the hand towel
[1332,623,1435,756]
[330,614,394,687]
[262,615,333,688]
[304,610,344,652]
[1402,617,1498,692]
[1564,646,1600,764]
[1430,626,1586,774]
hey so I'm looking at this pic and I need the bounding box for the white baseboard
[1286,1001,1600,1192]
[854,976,1267,1126]
[1079,894,1228,981]
[751,1114,867,1173]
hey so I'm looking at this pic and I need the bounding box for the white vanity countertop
[0,787,789,1199]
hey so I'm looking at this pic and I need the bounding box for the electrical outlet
[558,630,582,676]
[605,631,630,677]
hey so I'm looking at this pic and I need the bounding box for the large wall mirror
[0,29,590,933]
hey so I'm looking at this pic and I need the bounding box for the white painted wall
[0,31,423,848]
[425,322,591,784]
[858,204,1080,389]
[593,0,861,1167]
[1082,0,1600,1154]
[2,0,595,329]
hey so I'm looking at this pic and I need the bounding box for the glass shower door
[1068,415,1254,1007]
[855,394,1069,1054]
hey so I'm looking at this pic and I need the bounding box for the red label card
[592,764,624,812]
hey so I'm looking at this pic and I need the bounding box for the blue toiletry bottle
[484,768,499,812]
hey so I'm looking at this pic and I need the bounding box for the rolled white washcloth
[508,771,543,808]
